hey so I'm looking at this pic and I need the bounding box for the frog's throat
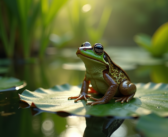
[77,53,109,66]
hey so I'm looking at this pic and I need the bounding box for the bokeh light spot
[82,4,91,12]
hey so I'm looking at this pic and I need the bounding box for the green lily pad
[19,83,168,117]
[0,77,26,92]
[0,67,8,74]
[0,59,11,65]
[136,113,168,137]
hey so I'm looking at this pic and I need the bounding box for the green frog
[68,42,136,105]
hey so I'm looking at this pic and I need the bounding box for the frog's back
[104,52,130,85]
[109,65,129,85]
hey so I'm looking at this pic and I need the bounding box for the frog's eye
[81,43,84,47]
[93,43,104,55]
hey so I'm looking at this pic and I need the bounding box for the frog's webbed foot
[87,99,106,106]
[113,93,135,103]
[86,97,107,105]
[68,94,90,102]
[89,96,100,101]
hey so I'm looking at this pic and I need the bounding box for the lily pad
[0,59,11,65]
[0,77,26,92]
[136,113,168,137]
[19,83,168,117]
[0,67,8,74]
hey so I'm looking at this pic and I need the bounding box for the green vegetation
[66,0,112,45]
[0,0,167,59]
[134,22,168,57]
[0,0,68,59]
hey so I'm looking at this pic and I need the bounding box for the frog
[68,42,136,105]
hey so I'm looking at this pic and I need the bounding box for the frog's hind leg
[114,80,136,103]
[114,93,135,103]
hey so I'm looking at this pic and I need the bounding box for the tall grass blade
[0,10,10,57]
[87,6,112,43]
[45,0,68,27]
[9,17,17,57]
[39,0,68,57]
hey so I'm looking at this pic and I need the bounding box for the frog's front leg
[87,72,118,106]
[68,77,90,102]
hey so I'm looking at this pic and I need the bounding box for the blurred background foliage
[0,0,68,59]
[0,0,168,59]
[134,22,168,57]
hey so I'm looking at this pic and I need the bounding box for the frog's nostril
[79,47,87,51]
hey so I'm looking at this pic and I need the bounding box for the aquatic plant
[0,0,68,59]
[134,22,168,57]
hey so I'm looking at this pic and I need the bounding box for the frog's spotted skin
[68,42,136,105]
[105,51,130,85]
[110,65,128,85]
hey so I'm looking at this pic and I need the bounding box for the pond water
[0,47,168,137]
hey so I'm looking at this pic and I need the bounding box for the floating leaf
[62,62,85,71]
[0,77,26,92]
[0,59,11,65]
[136,113,168,137]
[0,67,8,74]
[19,83,168,117]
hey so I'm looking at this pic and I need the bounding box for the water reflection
[32,116,40,134]
[20,101,126,137]
[112,124,127,137]
[60,117,85,137]
[42,119,54,137]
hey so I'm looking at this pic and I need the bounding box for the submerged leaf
[136,113,168,137]
[0,77,26,92]
[19,83,168,117]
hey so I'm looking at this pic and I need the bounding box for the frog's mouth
[76,49,108,66]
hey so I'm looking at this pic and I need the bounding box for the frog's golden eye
[93,43,104,55]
